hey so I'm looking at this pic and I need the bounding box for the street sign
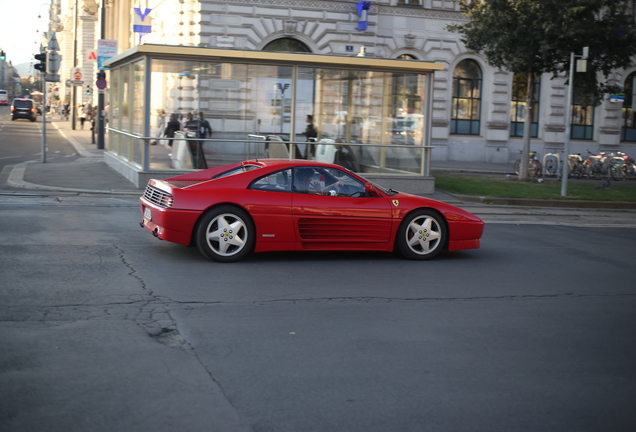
[72,80,84,86]
[96,77,107,90]
[97,39,118,70]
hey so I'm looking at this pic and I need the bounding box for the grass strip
[433,173,636,202]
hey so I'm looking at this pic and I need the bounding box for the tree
[448,0,636,180]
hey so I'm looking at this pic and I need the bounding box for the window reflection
[510,73,540,138]
[141,57,430,175]
[451,59,481,135]
[622,72,636,142]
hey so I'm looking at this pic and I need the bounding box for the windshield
[13,100,33,108]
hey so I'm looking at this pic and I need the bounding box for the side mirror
[364,183,377,196]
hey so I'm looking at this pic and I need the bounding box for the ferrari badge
[392,200,399,207]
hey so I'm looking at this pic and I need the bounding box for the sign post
[96,40,117,150]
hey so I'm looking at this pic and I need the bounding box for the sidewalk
[7,118,512,195]
[6,119,635,209]
[8,118,145,195]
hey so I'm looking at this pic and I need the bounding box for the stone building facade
[55,0,636,163]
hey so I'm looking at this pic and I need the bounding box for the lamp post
[71,0,78,130]
[97,0,106,150]
[561,47,588,197]
[41,33,61,163]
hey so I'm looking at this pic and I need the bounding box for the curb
[7,161,141,195]
[51,121,95,157]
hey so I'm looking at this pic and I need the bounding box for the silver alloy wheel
[404,212,443,256]
[205,212,248,257]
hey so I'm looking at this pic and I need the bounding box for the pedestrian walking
[198,112,212,138]
[163,113,181,152]
[79,104,87,130]
[152,109,167,145]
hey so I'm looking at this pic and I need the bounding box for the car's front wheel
[195,205,255,262]
[396,209,446,260]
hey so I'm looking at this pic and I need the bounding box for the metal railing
[107,128,434,176]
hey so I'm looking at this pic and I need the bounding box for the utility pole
[561,47,588,197]
[97,1,106,150]
[72,0,78,130]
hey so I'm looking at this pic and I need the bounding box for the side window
[293,166,366,197]
[249,168,292,192]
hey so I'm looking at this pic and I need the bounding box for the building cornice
[203,0,468,21]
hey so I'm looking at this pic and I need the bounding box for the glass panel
[132,60,145,166]
[293,166,365,197]
[510,73,540,138]
[263,38,310,52]
[107,67,119,153]
[148,59,293,169]
[622,72,635,142]
[120,64,130,158]
[250,168,292,192]
[111,55,432,175]
[451,60,481,135]
[454,59,481,80]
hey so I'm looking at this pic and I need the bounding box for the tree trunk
[519,72,535,181]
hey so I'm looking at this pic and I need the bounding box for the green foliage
[434,173,636,202]
[448,0,636,105]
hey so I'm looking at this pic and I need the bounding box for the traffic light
[85,85,92,95]
[0,50,6,60]
[34,53,46,72]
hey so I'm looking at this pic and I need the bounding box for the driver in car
[295,168,343,194]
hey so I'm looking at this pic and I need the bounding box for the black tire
[195,205,255,263]
[395,209,447,260]
[610,163,623,181]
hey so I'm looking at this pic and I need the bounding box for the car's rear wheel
[396,209,446,260]
[195,205,254,262]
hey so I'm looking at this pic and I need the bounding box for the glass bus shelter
[103,44,444,190]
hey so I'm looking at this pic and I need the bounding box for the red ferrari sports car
[139,159,484,262]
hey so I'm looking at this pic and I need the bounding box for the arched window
[398,54,417,60]
[510,73,540,138]
[262,38,311,53]
[451,59,481,135]
[622,71,636,142]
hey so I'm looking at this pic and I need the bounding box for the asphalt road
[1,106,635,431]
[1,195,635,432]
[0,106,79,169]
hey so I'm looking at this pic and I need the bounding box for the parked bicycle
[604,151,635,181]
[617,153,636,180]
[514,151,542,178]
[583,150,625,181]
[538,150,634,181]
[543,151,563,178]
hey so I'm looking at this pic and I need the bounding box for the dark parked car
[11,98,37,122]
